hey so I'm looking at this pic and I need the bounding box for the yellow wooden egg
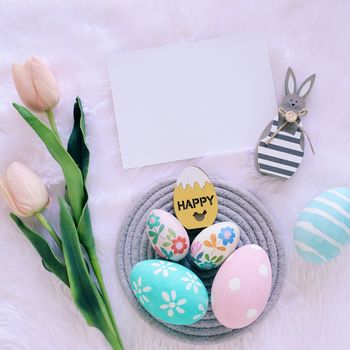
[173,166,218,230]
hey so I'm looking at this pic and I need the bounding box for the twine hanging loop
[264,107,315,155]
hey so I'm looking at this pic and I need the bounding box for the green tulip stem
[90,252,123,346]
[34,212,63,251]
[108,334,124,350]
[46,109,62,143]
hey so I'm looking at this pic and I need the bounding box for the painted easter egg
[190,222,240,270]
[294,187,350,264]
[146,209,189,261]
[211,244,272,329]
[173,166,218,230]
[130,259,208,325]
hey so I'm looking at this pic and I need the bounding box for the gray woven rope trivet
[116,179,285,344]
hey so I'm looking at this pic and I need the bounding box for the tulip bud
[0,162,49,217]
[12,57,60,112]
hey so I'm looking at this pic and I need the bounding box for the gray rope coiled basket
[116,179,285,343]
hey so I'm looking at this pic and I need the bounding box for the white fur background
[1,1,350,349]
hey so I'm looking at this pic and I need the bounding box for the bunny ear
[297,74,316,98]
[285,67,296,95]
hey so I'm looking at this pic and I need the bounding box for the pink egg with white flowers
[211,244,272,329]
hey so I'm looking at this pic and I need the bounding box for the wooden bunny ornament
[257,67,316,179]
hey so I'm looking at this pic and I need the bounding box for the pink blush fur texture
[211,244,272,329]
[1,2,350,349]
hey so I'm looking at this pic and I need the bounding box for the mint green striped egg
[294,187,350,264]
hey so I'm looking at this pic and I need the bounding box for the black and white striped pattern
[257,115,304,179]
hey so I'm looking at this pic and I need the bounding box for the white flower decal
[132,276,151,305]
[151,261,177,277]
[160,290,186,317]
[192,303,207,321]
[180,272,202,294]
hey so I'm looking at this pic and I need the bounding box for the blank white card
[108,34,276,169]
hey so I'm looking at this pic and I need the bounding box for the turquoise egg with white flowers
[294,187,350,264]
[130,259,208,325]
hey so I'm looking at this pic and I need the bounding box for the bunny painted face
[281,93,304,112]
[281,67,315,112]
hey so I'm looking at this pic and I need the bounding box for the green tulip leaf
[67,97,90,183]
[77,203,96,256]
[66,99,96,259]
[12,103,85,224]
[10,214,69,286]
[59,197,119,347]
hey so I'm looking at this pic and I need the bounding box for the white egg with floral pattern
[130,259,208,325]
[190,222,240,270]
[146,209,190,261]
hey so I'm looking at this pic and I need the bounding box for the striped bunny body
[257,115,304,179]
[256,67,315,180]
